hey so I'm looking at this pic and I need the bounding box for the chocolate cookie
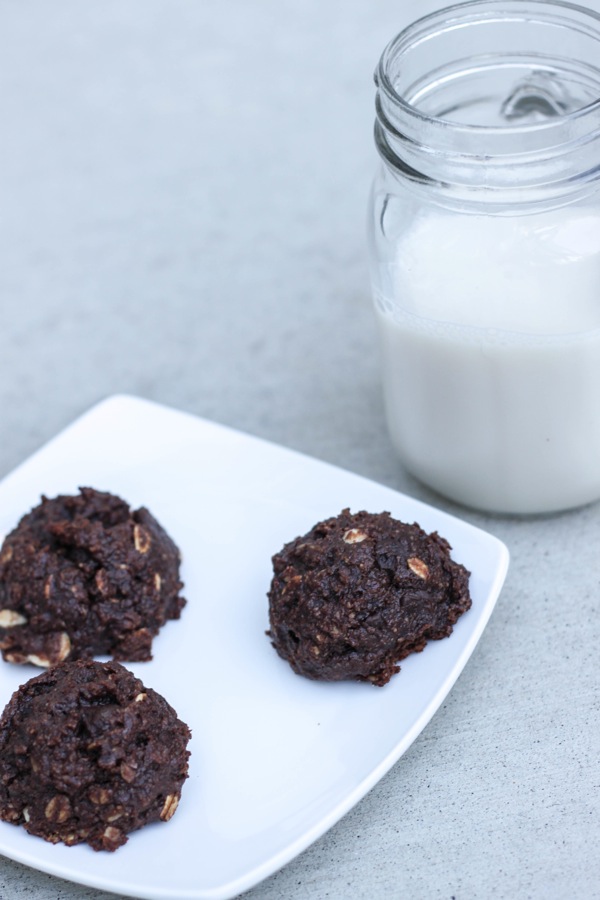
[267,509,471,686]
[0,659,191,851]
[0,488,185,666]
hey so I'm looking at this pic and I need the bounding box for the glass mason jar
[368,0,600,514]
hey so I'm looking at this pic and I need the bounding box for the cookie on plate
[0,487,185,666]
[0,659,191,850]
[267,508,471,686]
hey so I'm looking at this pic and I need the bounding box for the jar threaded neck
[374,0,600,210]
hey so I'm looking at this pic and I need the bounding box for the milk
[374,207,600,513]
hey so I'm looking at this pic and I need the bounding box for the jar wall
[368,11,600,516]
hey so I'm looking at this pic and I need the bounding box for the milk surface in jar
[375,208,600,513]
[369,0,600,513]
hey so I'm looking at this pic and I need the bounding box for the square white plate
[0,395,509,900]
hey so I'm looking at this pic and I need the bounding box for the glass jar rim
[376,0,600,138]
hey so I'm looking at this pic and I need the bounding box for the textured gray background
[0,2,599,898]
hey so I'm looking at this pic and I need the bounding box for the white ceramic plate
[0,396,509,900]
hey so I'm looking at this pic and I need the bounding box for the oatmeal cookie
[268,509,471,686]
[0,659,191,850]
[0,488,185,666]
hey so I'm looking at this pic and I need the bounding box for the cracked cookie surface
[0,659,191,850]
[267,509,471,686]
[0,488,185,666]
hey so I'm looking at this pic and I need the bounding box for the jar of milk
[368,0,600,514]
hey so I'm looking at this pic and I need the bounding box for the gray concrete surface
[0,2,599,898]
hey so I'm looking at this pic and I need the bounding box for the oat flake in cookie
[267,509,471,686]
[0,488,185,667]
[0,659,191,850]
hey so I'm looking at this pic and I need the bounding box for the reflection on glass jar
[368,0,600,514]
